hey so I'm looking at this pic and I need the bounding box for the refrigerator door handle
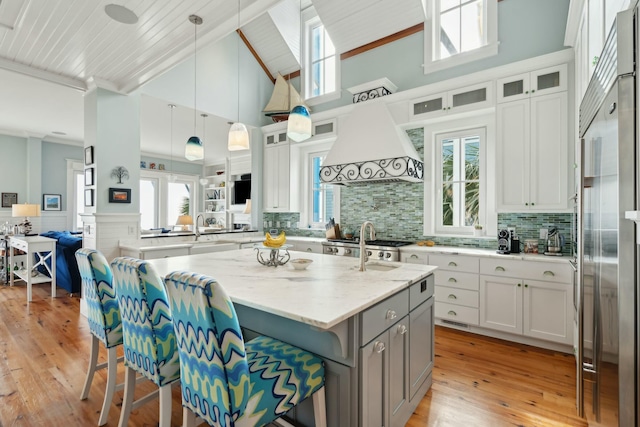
[576,138,585,418]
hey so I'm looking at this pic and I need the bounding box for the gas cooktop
[326,239,412,247]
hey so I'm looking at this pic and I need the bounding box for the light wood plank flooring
[0,284,616,426]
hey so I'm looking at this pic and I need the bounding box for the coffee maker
[497,228,520,254]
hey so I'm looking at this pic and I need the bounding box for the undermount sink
[353,262,401,272]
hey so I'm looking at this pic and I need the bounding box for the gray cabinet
[359,275,434,427]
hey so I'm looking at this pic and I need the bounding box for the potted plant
[474,224,483,237]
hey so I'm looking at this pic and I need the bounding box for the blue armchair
[39,231,83,294]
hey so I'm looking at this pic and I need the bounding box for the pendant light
[287,0,312,142]
[228,0,250,151]
[168,104,177,182]
[199,114,209,185]
[185,14,204,161]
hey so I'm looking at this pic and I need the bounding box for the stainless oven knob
[345,248,351,255]
[367,250,372,256]
[385,253,391,258]
[378,251,384,258]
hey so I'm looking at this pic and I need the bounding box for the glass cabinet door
[497,73,530,103]
[530,64,567,96]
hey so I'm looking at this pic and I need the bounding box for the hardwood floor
[0,284,617,426]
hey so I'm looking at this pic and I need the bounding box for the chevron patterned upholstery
[110,257,180,387]
[164,271,326,427]
[76,248,122,348]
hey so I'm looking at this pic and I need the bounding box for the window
[435,127,485,234]
[303,8,340,105]
[424,0,498,73]
[74,170,85,230]
[310,153,334,227]
[140,170,197,230]
[291,140,339,229]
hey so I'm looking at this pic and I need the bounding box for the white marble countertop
[146,248,436,330]
[400,244,571,263]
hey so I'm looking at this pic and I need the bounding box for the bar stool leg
[312,386,327,427]
[118,366,136,427]
[98,347,119,426]
[80,336,99,400]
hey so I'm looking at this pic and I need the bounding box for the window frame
[291,139,340,229]
[302,6,341,106]
[140,169,198,230]
[434,127,485,235]
[424,0,498,74]
[66,159,85,231]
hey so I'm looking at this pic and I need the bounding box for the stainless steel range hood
[319,100,423,185]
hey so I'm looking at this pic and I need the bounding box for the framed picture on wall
[1,192,17,208]
[84,167,94,186]
[108,188,131,203]
[43,194,61,211]
[84,146,94,165]
[84,189,94,207]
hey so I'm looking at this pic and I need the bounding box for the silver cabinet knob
[374,341,386,353]
[397,324,408,335]
[386,309,397,320]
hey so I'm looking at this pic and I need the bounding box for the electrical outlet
[276,221,280,228]
[540,228,548,239]
[286,221,291,228]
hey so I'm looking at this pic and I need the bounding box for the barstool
[163,270,327,427]
[110,257,180,427]
[75,248,122,426]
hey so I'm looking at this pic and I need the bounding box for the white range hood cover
[320,100,423,185]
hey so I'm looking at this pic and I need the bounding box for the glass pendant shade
[185,136,204,161]
[287,104,312,142]
[228,122,250,151]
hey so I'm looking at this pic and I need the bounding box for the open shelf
[12,269,53,284]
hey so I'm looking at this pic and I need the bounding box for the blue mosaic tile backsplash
[263,128,573,254]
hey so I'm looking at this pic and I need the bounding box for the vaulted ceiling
[0,0,426,155]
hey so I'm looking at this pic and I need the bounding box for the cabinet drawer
[433,270,479,291]
[361,289,409,346]
[519,262,572,284]
[401,251,428,264]
[10,239,27,252]
[143,247,190,259]
[480,258,527,278]
[409,275,434,311]
[435,302,479,325]
[435,286,479,308]
[429,254,479,273]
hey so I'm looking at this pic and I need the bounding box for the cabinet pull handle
[495,266,505,272]
[397,324,408,335]
[448,277,457,283]
[306,248,312,252]
[525,283,529,288]
[531,202,535,206]
[447,310,457,316]
[410,254,419,259]
[543,270,555,276]
[374,341,386,353]
[517,283,521,287]
[448,261,457,267]
[448,294,457,300]
[386,310,397,320]
[525,202,529,206]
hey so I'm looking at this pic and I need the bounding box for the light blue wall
[41,141,83,210]
[140,32,274,128]
[312,0,571,113]
[140,155,202,175]
[0,134,27,210]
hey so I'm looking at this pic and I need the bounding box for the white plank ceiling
[0,0,426,154]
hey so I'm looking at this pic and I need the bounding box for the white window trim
[423,114,496,238]
[292,140,340,229]
[66,159,84,231]
[140,169,198,230]
[301,6,341,106]
[423,0,499,75]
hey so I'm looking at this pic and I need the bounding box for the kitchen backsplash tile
[263,127,573,254]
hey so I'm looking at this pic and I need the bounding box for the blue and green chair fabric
[110,257,180,427]
[75,248,122,426]
[163,270,327,427]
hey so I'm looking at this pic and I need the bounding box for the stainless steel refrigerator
[577,5,638,426]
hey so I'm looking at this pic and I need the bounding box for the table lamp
[176,215,193,231]
[12,203,40,235]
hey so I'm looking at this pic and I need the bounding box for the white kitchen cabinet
[430,254,480,326]
[496,64,567,103]
[263,140,290,212]
[479,258,573,345]
[409,82,492,120]
[497,91,569,211]
[400,251,428,264]
[291,241,323,254]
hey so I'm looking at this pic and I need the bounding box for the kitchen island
[147,248,436,427]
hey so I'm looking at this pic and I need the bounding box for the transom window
[302,8,340,105]
[425,0,498,73]
[435,127,485,233]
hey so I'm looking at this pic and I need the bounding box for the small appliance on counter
[544,227,564,256]
[497,228,520,254]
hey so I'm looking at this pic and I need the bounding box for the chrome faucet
[359,221,376,272]
[194,214,205,240]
